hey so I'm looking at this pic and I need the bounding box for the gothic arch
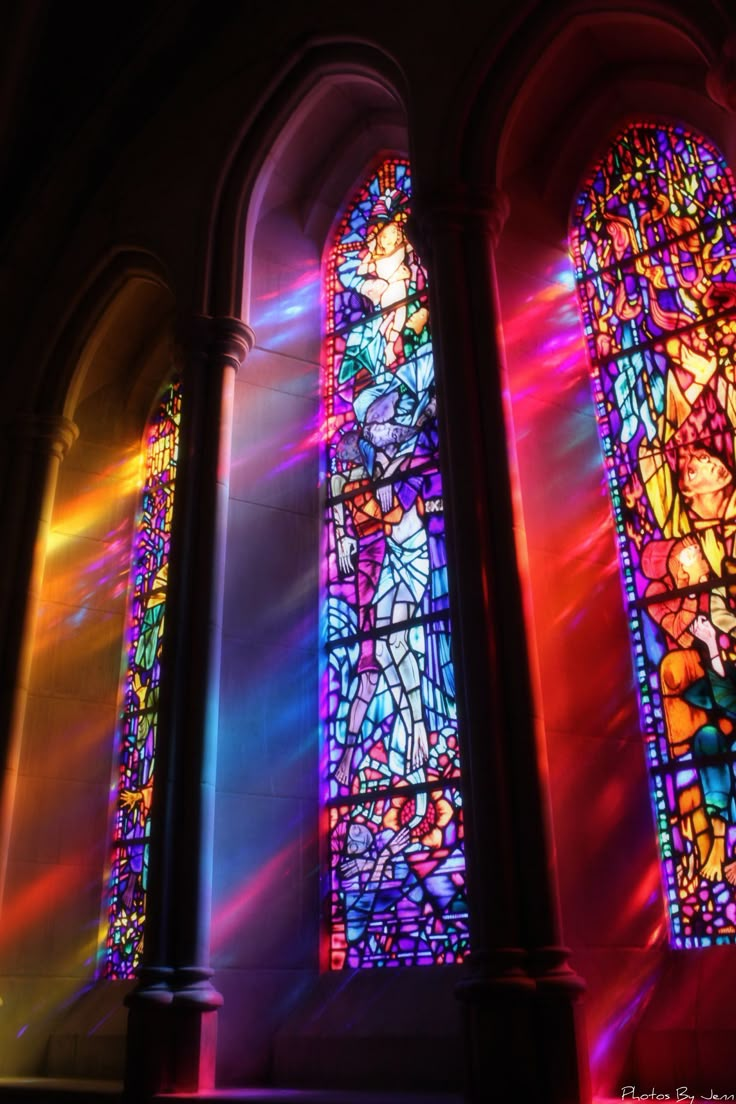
[474,2,736,1096]
[203,41,409,319]
[457,2,723,194]
[0,256,176,1078]
[206,55,468,1089]
[32,250,174,424]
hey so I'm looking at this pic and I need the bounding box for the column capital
[175,315,255,374]
[706,35,736,113]
[414,186,510,248]
[11,413,79,461]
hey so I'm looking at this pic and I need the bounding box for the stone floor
[0,1082,465,1104]
[0,1084,723,1104]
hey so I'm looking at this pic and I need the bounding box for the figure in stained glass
[571,123,736,942]
[330,191,435,787]
[338,822,413,946]
[323,158,468,967]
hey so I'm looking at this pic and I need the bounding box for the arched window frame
[101,378,181,978]
[320,155,469,969]
[570,120,736,947]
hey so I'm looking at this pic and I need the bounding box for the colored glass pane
[571,123,736,945]
[322,157,468,968]
[102,380,181,977]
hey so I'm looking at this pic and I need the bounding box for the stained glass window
[571,122,736,946]
[101,380,181,977]
[322,158,469,968]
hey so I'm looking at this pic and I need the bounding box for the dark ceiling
[0,0,225,243]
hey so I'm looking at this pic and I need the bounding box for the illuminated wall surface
[322,158,468,967]
[571,122,736,946]
[102,381,181,977]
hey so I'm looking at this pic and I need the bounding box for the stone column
[0,413,78,909]
[415,187,589,1104]
[125,316,253,1098]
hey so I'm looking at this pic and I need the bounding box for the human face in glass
[681,449,732,496]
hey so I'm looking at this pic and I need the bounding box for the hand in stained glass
[120,789,143,810]
[120,784,153,817]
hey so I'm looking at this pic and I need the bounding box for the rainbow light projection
[571,122,736,945]
[322,158,469,967]
[102,381,181,977]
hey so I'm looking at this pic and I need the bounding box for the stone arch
[205,50,465,1090]
[29,249,173,423]
[0,255,176,1079]
[458,1,723,193]
[202,40,408,319]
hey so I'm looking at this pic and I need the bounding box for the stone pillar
[416,187,589,1104]
[124,316,253,1098]
[0,413,78,909]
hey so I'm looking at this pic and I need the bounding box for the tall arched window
[101,380,181,977]
[322,158,469,968]
[571,122,736,946]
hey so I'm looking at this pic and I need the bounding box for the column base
[126,965,175,1004]
[456,947,590,1104]
[124,973,220,1098]
[173,964,224,1007]
[530,946,591,1104]
[456,949,536,1103]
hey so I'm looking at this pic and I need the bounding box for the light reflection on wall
[249,258,320,357]
[498,244,665,1094]
[589,968,659,1072]
[0,445,140,1073]
[47,453,141,549]
[211,834,309,954]
[212,239,321,1082]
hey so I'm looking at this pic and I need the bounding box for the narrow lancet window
[322,158,468,967]
[571,122,736,945]
[102,380,181,977]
